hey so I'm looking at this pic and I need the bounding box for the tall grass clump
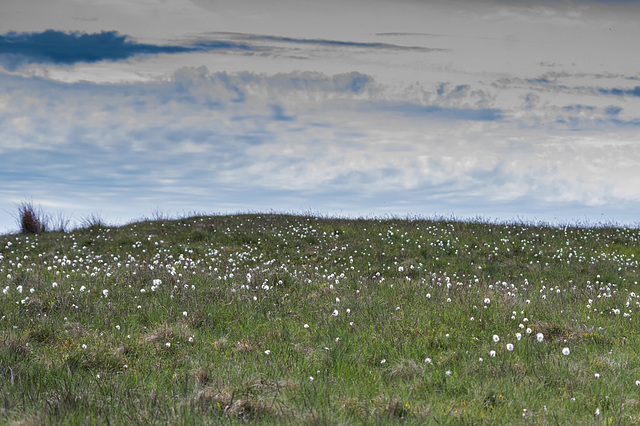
[80,212,106,230]
[17,201,47,234]
[48,211,72,233]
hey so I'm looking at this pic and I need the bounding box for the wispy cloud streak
[205,31,445,52]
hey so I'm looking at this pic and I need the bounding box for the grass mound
[1,213,640,424]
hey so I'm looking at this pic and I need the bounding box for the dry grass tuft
[63,322,90,338]
[233,340,254,352]
[1,334,31,361]
[213,337,228,350]
[193,367,213,386]
[532,321,574,343]
[388,358,422,380]
[193,388,279,422]
[7,414,45,426]
[250,377,298,393]
[372,395,412,419]
[340,397,367,417]
[144,323,192,346]
[341,395,416,420]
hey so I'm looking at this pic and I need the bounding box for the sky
[1,0,640,233]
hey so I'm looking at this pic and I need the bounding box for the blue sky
[1,0,640,232]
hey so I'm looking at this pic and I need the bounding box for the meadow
[1,212,640,424]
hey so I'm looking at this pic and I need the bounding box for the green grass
[1,213,640,424]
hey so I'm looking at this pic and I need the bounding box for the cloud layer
[1,0,640,232]
[2,60,640,232]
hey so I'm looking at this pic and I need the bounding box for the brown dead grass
[144,323,192,346]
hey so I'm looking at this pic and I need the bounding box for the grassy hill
[1,213,640,424]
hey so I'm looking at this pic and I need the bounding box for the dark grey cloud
[269,104,295,121]
[497,75,640,107]
[563,104,595,112]
[496,0,640,4]
[605,106,622,115]
[0,30,256,70]
[265,71,373,93]
[553,105,640,129]
[375,32,445,37]
[598,86,640,97]
[359,101,504,122]
[207,31,445,52]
